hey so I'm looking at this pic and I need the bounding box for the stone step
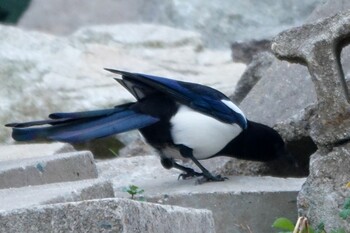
[0,179,114,211]
[97,155,305,233]
[0,147,97,189]
[0,142,74,162]
[0,197,215,233]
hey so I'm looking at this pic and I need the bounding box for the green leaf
[339,209,350,220]
[343,198,350,209]
[272,217,295,231]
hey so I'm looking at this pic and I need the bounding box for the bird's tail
[5,103,159,143]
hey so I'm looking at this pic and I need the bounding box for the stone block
[97,156,304,233]
[0,142,74,162]
[143,176,304,233]
[0,198,215,233]
[0,150,97,189]
[298,144,350,232]
[272,9,350,146]
[270,4,350,232]
[0,179,114,211]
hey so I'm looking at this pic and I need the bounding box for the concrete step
[0,144,97,189]
[0,144,305,233]
[0,197,215,233]
[0,179,114,211]
[97,155,305,233]
[0,142,74,161]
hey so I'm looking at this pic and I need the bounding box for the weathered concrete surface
[0,198,215,233]
[234,1,350,179]
[298,144,350,232]
[97,155,305,233]
[0,142,74,161]
[0,179,114,211]
[272,9,350,146]
[230,52,275,104]
[0,150,97,189]
[269,6,350,232]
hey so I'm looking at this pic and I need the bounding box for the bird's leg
[178,145,227,183]
[160,157,203,180]
[173,163,203,180]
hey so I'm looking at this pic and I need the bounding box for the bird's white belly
[170,105,242,160]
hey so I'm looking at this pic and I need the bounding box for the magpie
[6,69,292,182]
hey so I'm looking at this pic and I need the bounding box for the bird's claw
[178,171,203,180]
[195,174,228,184]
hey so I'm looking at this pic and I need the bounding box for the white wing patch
[221,99,247,123]
[170,105,242,160]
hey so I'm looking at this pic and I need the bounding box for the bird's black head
[220,120,297,167]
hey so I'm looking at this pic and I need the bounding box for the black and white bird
[6,69,292,182]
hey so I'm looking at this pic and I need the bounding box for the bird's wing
[105,68,247,129]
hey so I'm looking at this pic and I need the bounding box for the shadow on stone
[72,136,124,159]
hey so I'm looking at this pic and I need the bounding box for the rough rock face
[17,0,323,48]
[298,145,350,232]
[270,6,350,232]
[230,52,275,104]
[0,23,245,144]
[0,198,216,233]
[231,40,271,64]
[224,1,350,230]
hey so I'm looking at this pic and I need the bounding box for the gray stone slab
[272,9,350,146]
[0,151,97,189]
[0,179,114,211]
[143,177,303,233]
[0,142,74,162]
[97,155,305,233]
[0,198,215,233]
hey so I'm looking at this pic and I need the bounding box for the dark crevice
[337,36,350,103]
[260,136,317,178]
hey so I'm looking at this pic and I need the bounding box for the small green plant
[122,185,144,200]
[339,198,350,220]
[272,217,295,233]
[272,217,328,233]
[273,197,350,233]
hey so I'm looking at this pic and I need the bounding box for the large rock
[262,3,350,231]
[17,0,323,48]
[234,1,350,174]
[0,23,245,143]
[298,144,350,232]
[230,52,275,104]
[0,198,215,233]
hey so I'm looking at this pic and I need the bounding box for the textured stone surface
[269,4,350,232]
[239,57,315,127]
[17,0,322,48]
[231,40,271,64]
[230,52,275,104]
[150,191,299,233]
[298,144,350,232]
[236,2,350,178]
[0,142,74,161]
[0,180,114,211]
[272,9,350,146]
[96,155,305,233]
[0,150,97,189]
[0,198,215,233]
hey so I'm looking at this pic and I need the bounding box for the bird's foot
[178,169,203,180]
[195,174,228,185]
